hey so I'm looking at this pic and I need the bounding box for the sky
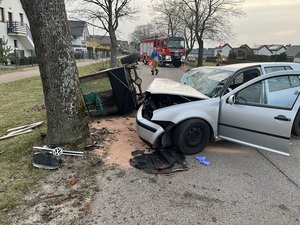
[116,0,300,48]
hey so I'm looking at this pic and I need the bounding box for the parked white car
[136,63,300,156]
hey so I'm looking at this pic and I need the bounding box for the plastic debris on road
[196,156,211,166]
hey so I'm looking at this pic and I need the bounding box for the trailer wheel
[121,53,141,64]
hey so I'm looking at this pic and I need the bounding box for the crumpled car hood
[146,78,209,99]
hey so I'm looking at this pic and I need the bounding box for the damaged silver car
[136,63,300,156]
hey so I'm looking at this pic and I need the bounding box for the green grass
[0,61,107,223]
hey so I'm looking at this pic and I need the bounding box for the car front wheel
[173,119,210,155]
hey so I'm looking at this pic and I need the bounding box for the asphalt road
[78,62,300,225]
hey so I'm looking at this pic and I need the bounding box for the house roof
[92,35,111,45]
[268,45,286,51]
[252,45,267,50]
[203,48,214,55]
[222,43,233,49]
[285,45,300,57]
[214,43,233,49]
[68,20,88,37]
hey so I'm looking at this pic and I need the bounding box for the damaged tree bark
[21,0,89,147]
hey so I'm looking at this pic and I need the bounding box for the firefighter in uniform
[150,47,161,75]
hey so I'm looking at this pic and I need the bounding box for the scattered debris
[67,177,78,186]
[130,147,188,174]
[32,152,60,170]
[33,146,84,156]
[84,142,100,151]
[0,121,43,140]
[196,156,211,166]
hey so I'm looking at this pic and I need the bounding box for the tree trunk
[21,0,89,147]
[109,30,118,68]
[197,39,204,67]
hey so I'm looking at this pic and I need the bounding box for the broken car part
[32,152,60,169]
[33,146,83,156]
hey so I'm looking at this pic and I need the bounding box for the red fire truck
[137,36,185,68]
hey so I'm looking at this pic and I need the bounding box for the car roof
[192,62,300,72]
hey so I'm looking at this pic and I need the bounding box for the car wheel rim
[185,127,203,147]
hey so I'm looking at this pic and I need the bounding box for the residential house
[187,48,215,61]
[268,44,286,55]
[230,44,254,60]
[285,45,300,62]
[294,51,300,63]
[251,45,272,56]
[0,0,34,58]
[87,35,111,50]
[118,40,129,51]
[203,48,214,60]
[68,20,90,52]
[214,44,233,58]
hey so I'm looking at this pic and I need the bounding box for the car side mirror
[227,95,235,105]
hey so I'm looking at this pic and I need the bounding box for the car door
[218,72,300,156]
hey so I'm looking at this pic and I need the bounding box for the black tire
[292,111,300,136]
[121,53,141,64]
[173,61,182,68]
[173,119,210,155]
[158,55,166,67]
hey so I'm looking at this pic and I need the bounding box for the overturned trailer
[80,53,143,117]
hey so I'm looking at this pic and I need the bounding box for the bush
[246,54,270,62]
[228,52,237,60]
[95,47,110,52]
[270,53,288,62]
[206,57,216,62]
[19,57,29,65]
[28,56,37,64]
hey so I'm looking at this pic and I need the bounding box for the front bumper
[136,105,165,148]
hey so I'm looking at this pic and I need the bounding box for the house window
[19,13,24,24]
[0,8,4,22]
[14,40,18,48]
[8,12,13,24]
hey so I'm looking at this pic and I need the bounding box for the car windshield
[181,67,234,97]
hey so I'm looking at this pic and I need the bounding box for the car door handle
[274,115,291,121]
[294,91,299,95]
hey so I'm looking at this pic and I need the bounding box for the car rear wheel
[173,119,210,155]
[292,111,300,136]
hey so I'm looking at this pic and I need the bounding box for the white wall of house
[221,45,232,58]
[253,46,272,56]
[71,27,89,52]
[0,0,34,57]
[271,47,286,55]
[214,44,232,58]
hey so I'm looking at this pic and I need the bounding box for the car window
[228,69,260,90]
[264,66,292,74]
[235,75,300,109]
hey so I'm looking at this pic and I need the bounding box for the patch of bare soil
[9,113,148,224]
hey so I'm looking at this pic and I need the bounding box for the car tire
[173,61,182,68]
[121,53,141,64]
[158,55,166,67]
[173,119,210,155]
[292,111,300,136]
